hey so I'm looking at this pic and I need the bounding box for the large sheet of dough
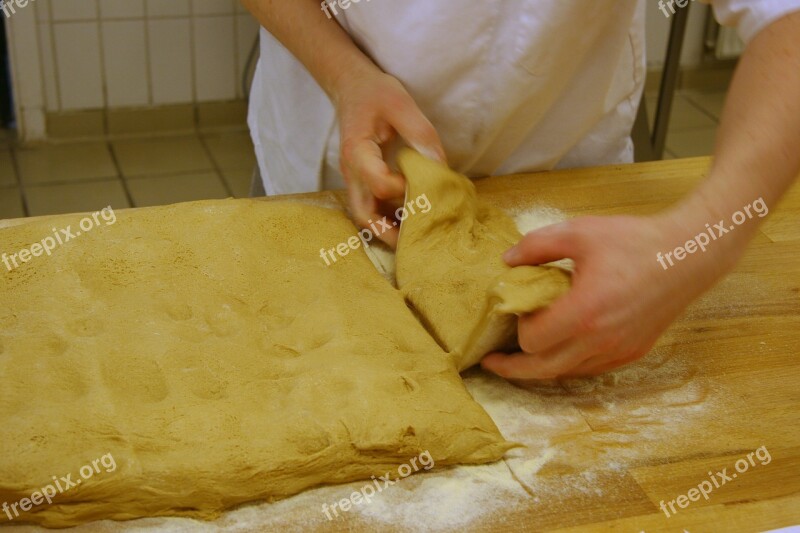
[0,200,512,528]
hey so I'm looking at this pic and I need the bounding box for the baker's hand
[333,69,446,248]
[480,212,743,380]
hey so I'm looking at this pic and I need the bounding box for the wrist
[656,196,753,275]
[323,55,383,105]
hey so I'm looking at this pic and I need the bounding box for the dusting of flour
[48,207,722,533]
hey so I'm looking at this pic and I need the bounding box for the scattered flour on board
[512,206,575,271]
[66,207,721,532]
[512,205,569,234]
[348,209,720,530]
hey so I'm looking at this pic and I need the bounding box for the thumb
[503,222,582,266]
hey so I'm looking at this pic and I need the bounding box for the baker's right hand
[333,69,446,248]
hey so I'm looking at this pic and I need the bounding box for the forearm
[239,0,382,99]
[670,11,800,249]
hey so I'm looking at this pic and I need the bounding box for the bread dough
[0,200,513,528]
[395,150,571,371]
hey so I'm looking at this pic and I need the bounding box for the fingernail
[411,144,445,164]
[503,247,518,263]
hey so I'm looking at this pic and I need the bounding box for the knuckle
[383,90,411,112]
[370,180,397,201]
[340,138,360,164]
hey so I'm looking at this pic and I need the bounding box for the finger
[341,137,403,200]
[516,289,590,355]
[347,140,406,201]
[481,341,590,380]
[347,190,400,248]
[384,105,447,164]
[503,222,581,267]
[561,354,616,378]
[370,216,399,248]
[565,349,645,378]
[565,357,626,378]
[346,183,376,228]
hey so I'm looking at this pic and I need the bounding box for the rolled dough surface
[0,200,512,528]
[395,150,571,371]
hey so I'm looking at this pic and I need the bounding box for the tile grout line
[106,141,137,209]
[198,134,235,198]
[678,92,723,124]
[7,146,30,217]
[22,174,128,188]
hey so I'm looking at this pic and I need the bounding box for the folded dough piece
[0,199,513,528]
[395,150,571,371]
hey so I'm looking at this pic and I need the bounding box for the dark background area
[0,17,14,128]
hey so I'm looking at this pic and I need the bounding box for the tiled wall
[34,0,260,112]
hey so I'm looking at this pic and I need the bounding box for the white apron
[248,0,800,195]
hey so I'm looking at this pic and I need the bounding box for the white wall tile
[102,21,149,107]
[148,19,193,104]
[192,0,235,16]
[50,0,97,21]
[53,22,104,110]
[37,22,59,111]
[99,0,145,19]
[146,0,189,17]
[34,0,50,22]
[7,6,45,109]
[30,0,254,119]
[236,14,259,98]
[5,5,47,140]
[194,16,236,101]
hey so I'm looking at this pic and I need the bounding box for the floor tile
[113,136,213,178]
[221,168,253,198]
[682,91,727,120]
[15,142,117,185]
[0,188,25,219]
[203,132,256,171]
[26,180,130,217]
[667,94,718,131]
[127,172,229,207]
[0,150,16,187]
[666,127,718,158]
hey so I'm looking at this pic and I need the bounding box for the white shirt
[248,0,800,196]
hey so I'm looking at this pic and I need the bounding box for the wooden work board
[1,157,798,532]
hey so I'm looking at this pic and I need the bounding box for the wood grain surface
[471,157,800,532]
[1,156,798,532]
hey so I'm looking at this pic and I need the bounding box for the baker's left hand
[480,212,745,379]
